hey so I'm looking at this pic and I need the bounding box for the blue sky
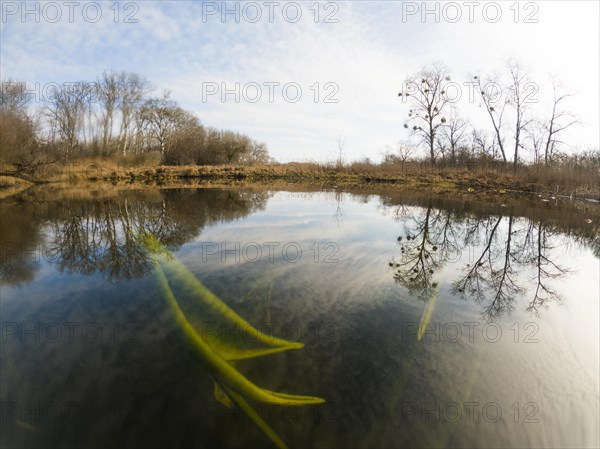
[1,1,598,162]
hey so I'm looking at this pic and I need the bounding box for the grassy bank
[0,175,35,199]
[2,159,599,200]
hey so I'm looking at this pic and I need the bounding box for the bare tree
[96,71,150,156]
[507,60,534,174]
[541,79,579,165]
[473,73,508,162]
[1,80,30,113]
[439,109,469,164]
[336,133,345,168]
[165,113,206,165]
[399,63,451,166]
[139,91,186,156]
[526,120,545,165]
[385,140,414,171]
[243,140,270,165]
[117,73,151,156]
[96,71,120,153]
[0,81,55,178]
[470,128,498,164]
[44,82,92,159]
[221,131,252,164]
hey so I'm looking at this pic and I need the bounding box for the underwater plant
[142,233,324,449]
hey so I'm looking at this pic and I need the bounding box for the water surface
[1,186,598,448]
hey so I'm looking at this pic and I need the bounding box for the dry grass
[0,175,33,199]
[2,158,598,200]
[0,175,30,188]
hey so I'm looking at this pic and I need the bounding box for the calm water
[1,186,599,449]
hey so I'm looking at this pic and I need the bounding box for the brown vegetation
[3,158,596,200]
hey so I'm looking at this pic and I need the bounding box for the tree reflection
[389,200,593,319]
[522,220,569,316]
[331,191,344,227]
[392,203,462,301]
[0,200,45,287]
[393,206,438,301]
[45,200,155,281]
[452,211,523,320]
[0,189,269,284]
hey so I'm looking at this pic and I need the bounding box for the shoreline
[2,163,599,202]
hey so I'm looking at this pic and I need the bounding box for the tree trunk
[429,122,435,167]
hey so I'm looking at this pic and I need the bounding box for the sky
[1,0,599,162]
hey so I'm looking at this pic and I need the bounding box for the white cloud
[1,0,598,161]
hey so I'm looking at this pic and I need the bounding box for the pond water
[1,186,599,449]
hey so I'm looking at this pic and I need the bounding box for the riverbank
[2,161,599,201]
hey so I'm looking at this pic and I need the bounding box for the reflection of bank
[146,234,324,449]
[0,188,270,286]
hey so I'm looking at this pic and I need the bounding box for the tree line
[2,64,598,180]
[0,70,270,174]
[394,61,598,173]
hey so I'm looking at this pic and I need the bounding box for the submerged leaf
[155,264,325,406]
[214,382,233,409]
[223,385,290,449]
[158,254,304,360]
[145,233,324,449]
[417,288,440,341]
[140,233,173,259]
